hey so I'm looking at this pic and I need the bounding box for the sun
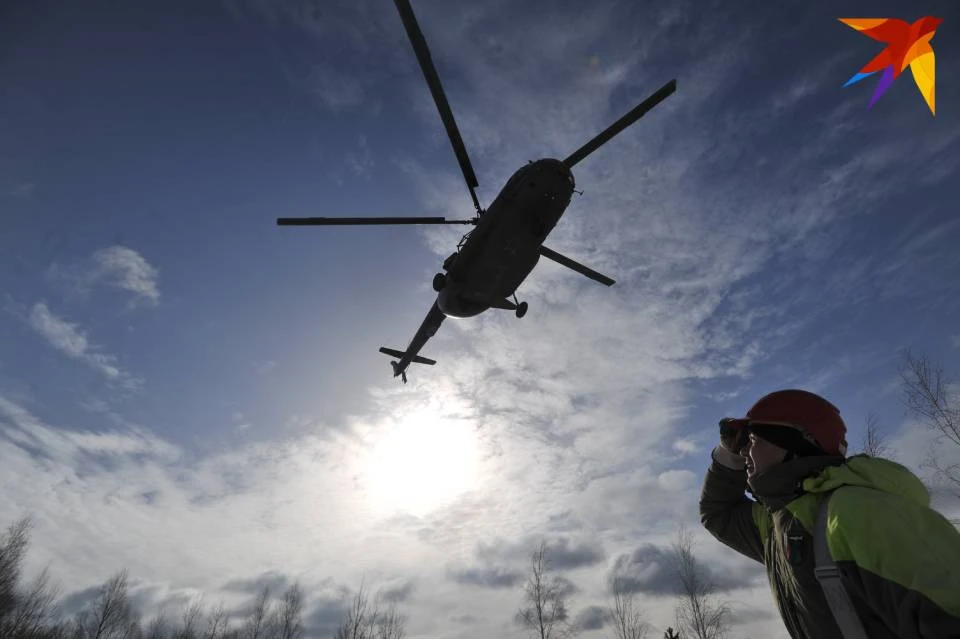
[362,408,480,517]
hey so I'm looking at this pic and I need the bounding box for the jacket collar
[747,455,846,511]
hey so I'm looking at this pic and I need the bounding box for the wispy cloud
[89,246,161,306]
[304,64,366,112]
[9,181,35,199]
[27,302,139,388]
[49,245,160,308]
[0,397,179,464]
[346,134,375,178]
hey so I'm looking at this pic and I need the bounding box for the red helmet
[725,389,848,456]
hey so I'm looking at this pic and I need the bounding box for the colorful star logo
[840,17,942,115]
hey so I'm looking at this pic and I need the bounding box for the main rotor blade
[563,79,677,169]
[394,0,482,213]
[277,217,475,226]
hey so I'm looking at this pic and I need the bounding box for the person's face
[741,431,788,479]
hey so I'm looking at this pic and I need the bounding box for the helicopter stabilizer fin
[539,245,615,286]
[379,347,437,366]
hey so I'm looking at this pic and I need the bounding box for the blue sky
[2,0,959,637]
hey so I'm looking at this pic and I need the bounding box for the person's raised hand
[719,418,747,456]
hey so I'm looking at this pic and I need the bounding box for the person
[699,388,960,638]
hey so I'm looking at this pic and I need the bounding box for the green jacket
[699,447,960,638]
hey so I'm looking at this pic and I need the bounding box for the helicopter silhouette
[278,0,676,383]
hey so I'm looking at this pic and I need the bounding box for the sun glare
[363,408,480,517]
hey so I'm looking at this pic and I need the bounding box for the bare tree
[1,567,61,637]
[516,541,572,639]
[608,577,649,639]
[74,569,140,639]
[663,628,681,639]
[172,598,204,639]
[333,580,407,639]
[143,610,170,639]
[242,586,271,639]
[204,603,226,639]
[900,350,960,493]
[860,412,891,458]
[672,526,729,639]
[334,581,371,639]
[0,518,31,621]
[374,603,407,639]
[275,583,304,639]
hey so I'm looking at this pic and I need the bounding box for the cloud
[446,565,525,590]
[544,538,606,570]
[26,302,139,387]
[222,570,294,596]
[0,392,441,632]
[54,583,103,618]
[346,134,375,178]
[0,397,180,465]
[673,438,700,455]
[470,535,605,568]
[53,576,205,623]
[607,543,678,596]
[28,302,90,360]
[304,596,351,639]
[10,182,35,199]
[554,575,578,598]
[89,246,161,306]
[573,605,611,631]
[445,534,601,592]
[379,578,416,603]
[49,246,160,308]
[305,64,365,112]
[657,469,696,492]
[728,604,776,625]
[227,0,406,120]
[607,540,762,597]
[474,536,605,571]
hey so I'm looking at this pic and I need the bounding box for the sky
[2,0,960,637]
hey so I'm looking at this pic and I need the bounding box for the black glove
[719,418,749,456]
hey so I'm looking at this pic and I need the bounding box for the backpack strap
[814,493,869,639]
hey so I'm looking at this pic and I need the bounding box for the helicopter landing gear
[511,293,528,318]
[432,273,446,292]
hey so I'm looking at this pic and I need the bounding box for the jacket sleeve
[699,446,765,564]
[828,486,960,638]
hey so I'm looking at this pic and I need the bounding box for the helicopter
[278,0,676,383]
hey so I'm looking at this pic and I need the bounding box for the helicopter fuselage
[436,158,575,318]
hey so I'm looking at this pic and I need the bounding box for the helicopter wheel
[432,273,446,292]
[515,301,528,318]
